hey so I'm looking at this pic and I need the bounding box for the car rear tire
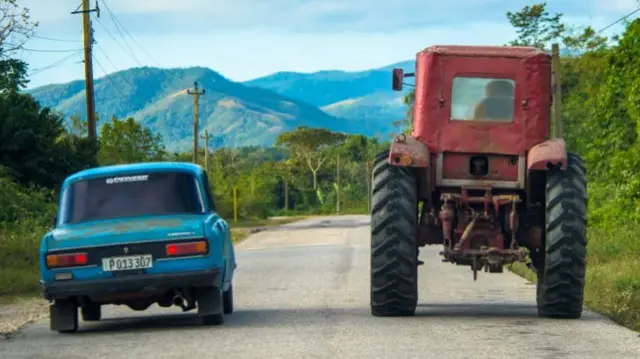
[223,283,234,314]
[197,287,224,325]
[81,302,101,321]
[50,299,78,333]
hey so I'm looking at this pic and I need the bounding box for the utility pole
[336,153,340,214]
[201,130,209,172]
[187,81,205,163]
[72,1,100,142]
[551,43,563,138]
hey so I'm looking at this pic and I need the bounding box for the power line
[94,17,141,65]
[99,0,186,84]
[100,0,157,66]
[28,50,84,76]
[30,34,82,43]
[93,54,128,98]
[94,43,118,72]
[94,42,136,88]
[8,46,84,53]
[597,6,640,33]
[99,0,141,65]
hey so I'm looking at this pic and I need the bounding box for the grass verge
[0,216,307,301]
[507,224,640,332]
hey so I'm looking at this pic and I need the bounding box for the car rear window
[59,171,205,224]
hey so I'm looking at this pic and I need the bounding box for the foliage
[0,67,97,189]
[0,0,38,56]
[503,4,640,330]
[275,126,347,189]
[98,116,167,165]
[506,2,565,50]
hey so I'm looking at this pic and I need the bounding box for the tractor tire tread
[370,150,419,317]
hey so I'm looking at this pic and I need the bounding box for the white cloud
[592,0,639,12]
[16,0,637,89]
[21,0,564,33]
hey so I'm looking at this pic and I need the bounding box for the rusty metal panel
[526,138,568,170]
[388,133,430,167]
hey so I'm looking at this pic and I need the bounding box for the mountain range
[26,43,578,153]
[27,59,415,151]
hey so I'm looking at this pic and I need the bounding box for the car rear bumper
[42,268,221,301]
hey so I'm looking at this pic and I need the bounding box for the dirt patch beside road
[0,297,48,339]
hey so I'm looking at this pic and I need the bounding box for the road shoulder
[0,296,48,339]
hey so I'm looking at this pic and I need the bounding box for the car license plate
[102,254,153,272]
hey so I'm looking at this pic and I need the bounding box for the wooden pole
[551,43,563,138]
[187,82,205,163]
[201,130,209,171]
[336,153,340,214]
[233,187,238,223]
[72,0,99,142]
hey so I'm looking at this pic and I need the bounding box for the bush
[0,175,55,296]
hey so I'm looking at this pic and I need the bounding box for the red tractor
[370,44,587,319]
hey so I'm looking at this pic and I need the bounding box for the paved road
[1,215,638,359]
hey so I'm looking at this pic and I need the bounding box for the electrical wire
[94,17,141,65]
[20,47,84,53]
[99,0,141,65]
[30,34,82,43]
[597,6,640,33]
[99,0,187,84]
[94,43,136,88]
[92,54,129,98]
[28,50,83,76]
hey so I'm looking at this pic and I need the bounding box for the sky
[12,0,640,89]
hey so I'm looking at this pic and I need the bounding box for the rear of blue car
[40,164,236,333]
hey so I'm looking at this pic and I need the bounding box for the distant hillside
[28,67,390,151]
[244,49,576,127]
[243,61,414,127]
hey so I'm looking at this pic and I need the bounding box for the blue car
[39,162,236,333]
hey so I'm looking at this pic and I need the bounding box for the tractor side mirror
[392,68,404,91]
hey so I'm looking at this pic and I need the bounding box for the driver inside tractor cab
[472,79,515,121]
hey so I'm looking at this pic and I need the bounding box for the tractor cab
[391,45,554,190]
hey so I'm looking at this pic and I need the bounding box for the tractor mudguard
[388,134,430,168]
[527,138,568,171]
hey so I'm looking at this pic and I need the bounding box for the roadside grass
[0,216,306,301]
[507,224,640,332]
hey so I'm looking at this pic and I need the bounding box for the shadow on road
[262,219,371,232]
[416,302,604,322]
[63,302,601,335]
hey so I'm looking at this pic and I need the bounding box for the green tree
[0,0,38,56]
[0,90,97,188]
[98,116,167,165]
[562,26,608,53]
[506,2,565,50]
[275,126,347,190]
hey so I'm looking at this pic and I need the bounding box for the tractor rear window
[451,77,515,122]
[59,171,205,225]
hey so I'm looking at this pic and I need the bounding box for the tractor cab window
[451,77,515,122]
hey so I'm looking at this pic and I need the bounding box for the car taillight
[166,241,207,256]
[46,252,88,268]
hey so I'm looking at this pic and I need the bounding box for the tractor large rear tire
[537,152,587,319]
[370,151,419,317]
